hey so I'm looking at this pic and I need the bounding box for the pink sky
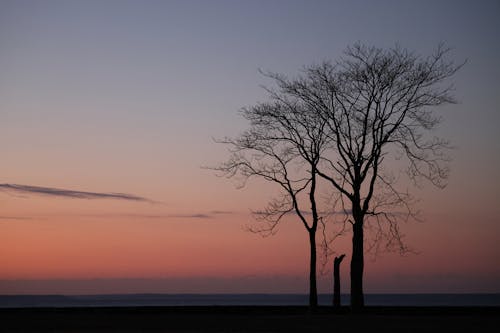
[1,0,499,294]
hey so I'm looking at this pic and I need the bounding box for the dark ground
[1,306,499,332]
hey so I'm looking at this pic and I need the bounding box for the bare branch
[211,43,462,309]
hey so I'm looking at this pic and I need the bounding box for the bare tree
[266,43,463,310]
[213,89,331,309]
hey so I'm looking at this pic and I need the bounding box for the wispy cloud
[210,210,234,215]
[0,210,236,223]
[170,213,212,219]
[0,215,33,220]
[0,183,153,203]
[76,211,235,220]
[126,211,235,219]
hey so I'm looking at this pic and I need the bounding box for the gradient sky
[1,0,499,294]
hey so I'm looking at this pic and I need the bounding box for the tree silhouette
[267,43,462,310]
[214,43,461,311]
[213,86,332,309]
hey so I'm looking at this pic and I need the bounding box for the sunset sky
[1,0,499,294]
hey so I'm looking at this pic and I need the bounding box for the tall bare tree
[214,43,461,310]
[267,43,462,310]
[213,90,331,309]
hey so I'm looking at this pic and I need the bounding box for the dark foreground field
[1,306,499,332]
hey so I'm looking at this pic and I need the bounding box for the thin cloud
[162,210,235,219]
[0,183,153,203]
[0,211,235,222]
[210,210,234,215]
[124,212,228,219]
[42,213,225,220]
[116,213,213,219]
[170,213,212,219]
[0,215,33,220]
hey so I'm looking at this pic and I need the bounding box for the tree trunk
[333,254,345,308]
[350,220,364,311]
[308,230,318,309]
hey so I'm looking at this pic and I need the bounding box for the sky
[1,0,499,294]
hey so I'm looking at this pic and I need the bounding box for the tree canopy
[215,43,462,310]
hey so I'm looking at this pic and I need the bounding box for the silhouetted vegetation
[212,82,332,309]
[215,43,462,310]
